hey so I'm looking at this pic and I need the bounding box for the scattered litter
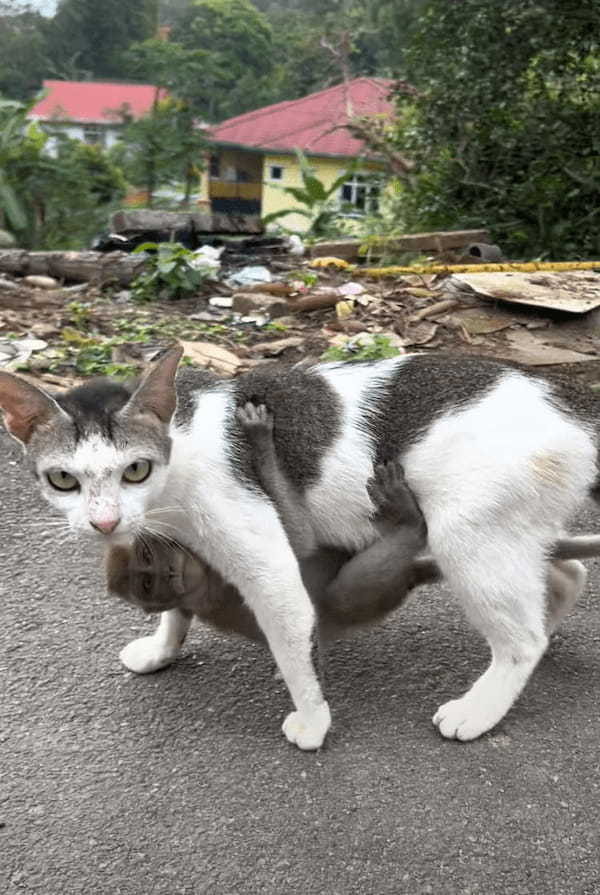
[285,235,305,257]
[191,245,224,274]
[23,275,59,290]
[336,300,355,320]
[0,337,48,371]
[208,296,234,309]
[226,265,272,288]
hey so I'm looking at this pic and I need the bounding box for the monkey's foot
[282,701,331,751]
[367,458,424,527]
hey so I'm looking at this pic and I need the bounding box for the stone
[232,292,289,318]
[23,275,59,289]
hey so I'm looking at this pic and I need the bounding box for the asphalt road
[2,427,600,895]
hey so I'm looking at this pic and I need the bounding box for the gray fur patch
[359,353,512,463]
[29,378,172,466]
[174,367,220,428]
[226,364,342,491]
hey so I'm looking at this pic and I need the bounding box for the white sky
[18,0,57,14]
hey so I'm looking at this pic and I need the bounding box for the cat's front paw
[282,701,331,751]
[119,635,180,674]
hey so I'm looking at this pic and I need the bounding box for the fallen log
[0,249,148,286]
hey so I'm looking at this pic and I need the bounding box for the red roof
[28,80,162,125]
[210,78,395,158]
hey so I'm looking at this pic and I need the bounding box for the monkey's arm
[236,402,318,557]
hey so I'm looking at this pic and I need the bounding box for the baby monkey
[107,403,435,637]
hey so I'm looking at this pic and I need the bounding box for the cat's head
[0,345,182,544]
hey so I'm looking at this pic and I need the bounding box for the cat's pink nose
[90,518,120,534]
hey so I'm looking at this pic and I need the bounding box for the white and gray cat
[1,348,599,750]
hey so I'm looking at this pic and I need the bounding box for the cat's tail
[553,534,600,560]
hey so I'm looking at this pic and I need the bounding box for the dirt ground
[1,249,599,389]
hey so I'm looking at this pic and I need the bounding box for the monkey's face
[106,535,209,613]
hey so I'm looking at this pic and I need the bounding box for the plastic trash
[0,338,48,371]
[225,266,272,288]
[191,245,224,273]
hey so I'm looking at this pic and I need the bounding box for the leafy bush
[393,0,600,260]
[130,242,213,301]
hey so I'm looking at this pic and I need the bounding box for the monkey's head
[106,535,209,613]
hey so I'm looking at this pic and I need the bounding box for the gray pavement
[1,427,600,895]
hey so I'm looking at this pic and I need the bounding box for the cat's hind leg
[120,608,192,674]
[430,529,550,741]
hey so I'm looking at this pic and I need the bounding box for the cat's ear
[125,344,183,424]
[0,371,65,444]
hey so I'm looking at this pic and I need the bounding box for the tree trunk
[0,249,148,286]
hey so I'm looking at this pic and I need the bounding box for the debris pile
[0,229,599,388]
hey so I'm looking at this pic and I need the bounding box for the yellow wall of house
[202,148,263,203]
[262,153,384,232]
[202,146,384,226]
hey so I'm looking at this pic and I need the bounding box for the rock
[247,337,304,357]
[23,275,59,289]
[232,292,289,318]
[30,322,60,339]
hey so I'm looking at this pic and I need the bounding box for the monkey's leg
[236,402,317,557]
[323,459,436,625]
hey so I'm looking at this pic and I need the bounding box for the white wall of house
[36,121,122,155]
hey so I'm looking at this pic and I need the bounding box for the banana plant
[262,149,358,238]
[0,99,30,231]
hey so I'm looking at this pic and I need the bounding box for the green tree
[395,0,600,259]
[47,0,159,80]
[112,95,206,207]
[122,39,209,204]
[170,0,274,120]
[0,98,125,248]
[0,3,51,99]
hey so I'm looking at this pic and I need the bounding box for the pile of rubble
[1,225,599,389]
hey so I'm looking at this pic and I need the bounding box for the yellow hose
[309,258,600,277]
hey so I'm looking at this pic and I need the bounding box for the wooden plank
[309,229,491,261]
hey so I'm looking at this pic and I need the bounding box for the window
[83,125,106,147]
[339,172,380,214]
[268,165,284,181]
[210,154,220,178]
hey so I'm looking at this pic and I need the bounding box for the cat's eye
[46,470,79,492]
[123,460,152,484]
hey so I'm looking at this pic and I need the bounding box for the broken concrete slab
[446,270,600,314]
